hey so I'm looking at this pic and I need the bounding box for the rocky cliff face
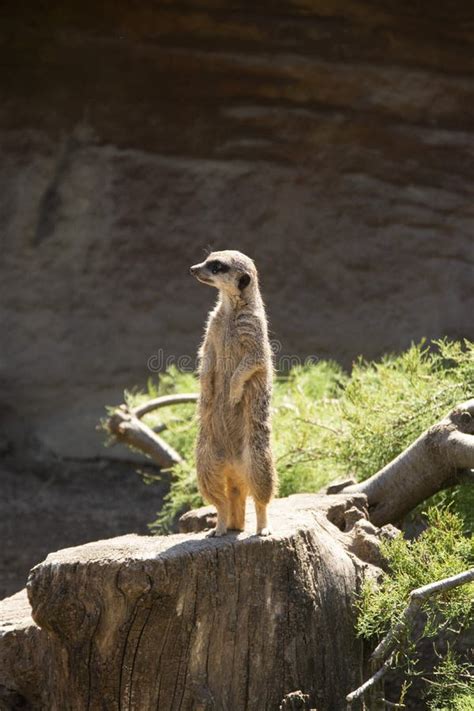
[1,1,473,457]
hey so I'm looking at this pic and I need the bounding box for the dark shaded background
[1,1,473,596]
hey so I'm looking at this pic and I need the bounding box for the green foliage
[271,361,347,497]
[117,339,474,531]
[356,508,473,642]
[450,695,474,711]
[356,508,473,710]
[425,649,474,711]
[451,696,474,711]
[336,338,474,481]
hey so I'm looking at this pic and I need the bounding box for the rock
[0,493,388,710]
[0,2,473,459]
[279,690,313,710]
[179,504,218,534]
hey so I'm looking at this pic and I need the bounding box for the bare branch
[347,570,474,708]
[103,394,199,467]
[380,700,405,709]
[294,417,342,435]
[346,654,394,707]
[371,569,474,664]
[132,394,198,419]
[107,407,182,469]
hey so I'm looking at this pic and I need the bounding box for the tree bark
[0,493,394,711]
[106,406,179,469]
[104,395,198,469]
[330,400,474,526]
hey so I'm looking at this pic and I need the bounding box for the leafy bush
[425,649,474,711]
[356,507,473,642]
[356,507,473,709]
[337,338,474,482]
[118,338,473,531]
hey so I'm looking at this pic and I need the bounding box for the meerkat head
[189,250,257,297]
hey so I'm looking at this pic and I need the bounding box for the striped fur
[190,250,278,536]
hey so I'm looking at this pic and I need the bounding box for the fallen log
[330,400,474,526]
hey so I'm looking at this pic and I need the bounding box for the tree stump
[0,493,390,711]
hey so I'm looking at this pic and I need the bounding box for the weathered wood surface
[0,493,392,710]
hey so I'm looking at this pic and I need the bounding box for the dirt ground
[0,454,167,599]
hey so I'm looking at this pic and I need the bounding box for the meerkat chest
[212,314,246,362]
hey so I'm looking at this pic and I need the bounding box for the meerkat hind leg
[227,473,247,531]
[255,500,271,536]
[207,501,229,537]
[200,472,229,537]
[245,451,274,536]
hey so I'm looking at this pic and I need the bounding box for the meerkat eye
[208,260,229,274]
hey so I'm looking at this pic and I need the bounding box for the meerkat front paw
[257,527,272,537]
[229,384,243,407]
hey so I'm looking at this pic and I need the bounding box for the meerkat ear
[238,273,251,290]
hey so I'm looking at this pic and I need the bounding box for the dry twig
[346,569,474,709]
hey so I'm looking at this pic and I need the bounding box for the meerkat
[189,250,278,536]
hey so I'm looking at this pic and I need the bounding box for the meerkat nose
[189,266,196,275]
